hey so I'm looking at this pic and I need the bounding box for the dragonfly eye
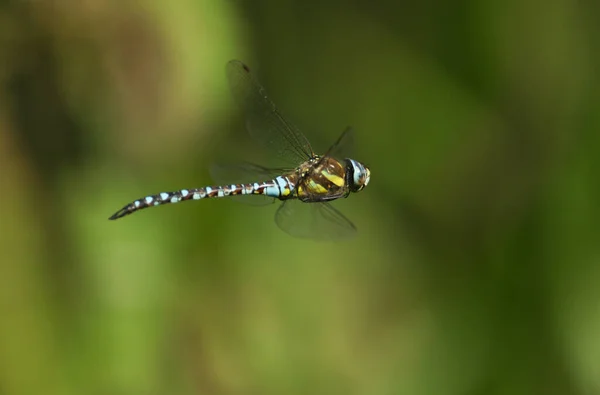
[345,159,370,192]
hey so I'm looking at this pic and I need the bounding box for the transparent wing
[274,200,357,241]
[210,161,290,183]
[209,161,290,206]
[226,60,314,165]
[324,126,355,161]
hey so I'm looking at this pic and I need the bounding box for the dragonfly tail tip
[108,207,128,220]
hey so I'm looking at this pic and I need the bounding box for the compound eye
[345,159,369,193]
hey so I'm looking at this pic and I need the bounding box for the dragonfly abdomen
[108,176,296,220]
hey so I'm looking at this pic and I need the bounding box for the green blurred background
[1,1,599,394]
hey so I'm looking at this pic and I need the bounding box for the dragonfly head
[345,159,371,193]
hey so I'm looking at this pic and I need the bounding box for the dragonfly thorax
[345,158,371,193]
[293,156,370,202]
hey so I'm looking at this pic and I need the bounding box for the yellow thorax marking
[322,170,345,187]
[307,179,328,194]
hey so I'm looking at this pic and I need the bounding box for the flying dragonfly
[109,60,371,240]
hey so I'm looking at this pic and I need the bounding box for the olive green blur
[0,1,598,394]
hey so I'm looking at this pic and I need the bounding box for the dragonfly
[109,60,371,240]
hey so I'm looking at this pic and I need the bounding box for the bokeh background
[1,1,599,394]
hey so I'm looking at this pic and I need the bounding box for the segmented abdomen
[108,176,296,220]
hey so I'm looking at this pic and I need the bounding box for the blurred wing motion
[226,60,314,165]
[275,199,357,241]
[324,126,355,161]
[209,161,290,183]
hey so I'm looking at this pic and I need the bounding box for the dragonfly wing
[210,161,290,183]
[226,60,314,166]
[209,162,290,206]
[274,200,357,241]
[325,126,355,160]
